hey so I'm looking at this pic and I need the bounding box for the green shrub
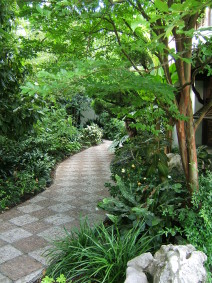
[179,171,212,276]
[110,134,170,185]
[45,221,152,283]
[0,108,81,211]
[99,134,211,280]
[80,123,103,146]
[99,175,188,248]
[0,172,43,210]
[98,113,126,140]
[197,146,212,174]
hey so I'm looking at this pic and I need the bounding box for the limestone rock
[167,153,183,172]
[125,253,154,283]
[124,244,207,283]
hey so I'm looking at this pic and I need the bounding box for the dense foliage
[0,0,211,282]
[80,123,103,146]
[98,136,212,278]
[17,0,212,191]
[0,107,81,211]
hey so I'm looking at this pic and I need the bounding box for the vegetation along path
[0,140,113,283]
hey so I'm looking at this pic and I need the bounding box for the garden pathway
[0,140,113,283]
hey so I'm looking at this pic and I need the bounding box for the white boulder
[124,244,207,283]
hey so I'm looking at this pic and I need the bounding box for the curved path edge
[0,140,113,283]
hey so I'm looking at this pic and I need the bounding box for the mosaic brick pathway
[0,140,113,283]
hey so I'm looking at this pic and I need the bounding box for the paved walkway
[0,140,113,283]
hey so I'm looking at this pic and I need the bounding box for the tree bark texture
[173,37,199,192]
[176,87,199,193]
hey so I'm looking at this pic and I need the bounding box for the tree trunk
[173,17,199,193]
[176,86,199,193]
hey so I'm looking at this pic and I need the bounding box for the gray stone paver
[0,140,113,282]
[49,203,76,212]
[44,214,75,225]
[37,226,68,242]
[0,255,43,281]
[0,228,32,243]
[13,236,48,253]
[0,245,22,264]
[17,204,43,214]
[9,215,38,226]
[14,269,43,283]
[0,273,12,283]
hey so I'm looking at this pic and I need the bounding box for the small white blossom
[121,168,125,173]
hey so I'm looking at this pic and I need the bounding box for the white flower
[121,168,125,173]
[168,175,171,179]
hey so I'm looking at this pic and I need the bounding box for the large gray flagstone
[29,246,51,265]
[0,272,12,283]
[38,226,67,242]
[52,194,76,202]
[0,255,43,281]
[44,214,75,226]
[17,204,43,213]
[0,245,22,264]
[49,203,76,212]
[9,214,38,226]
[0,228,32,243]
[14,268,43,283]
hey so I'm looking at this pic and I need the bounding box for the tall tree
[19,0,212,192]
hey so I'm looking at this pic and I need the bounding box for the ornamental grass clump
[45,221,152,283]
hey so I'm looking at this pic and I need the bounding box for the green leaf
[155,0,169,12]
[106,214,119,224]
[158,161,169,177]
[131,21,141,32]
[116,175,138,206]
[36,4,43,15]
[165,25,174,37]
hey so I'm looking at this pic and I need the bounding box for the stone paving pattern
[0,141,113,283]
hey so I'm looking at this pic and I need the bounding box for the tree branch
[180,57,212,90]
[192,84,204,105]
[194,99,212,131]
[105,16,143,75]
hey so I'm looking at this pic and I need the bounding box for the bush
[80,123,103,146]
[98,134,211,279]
[45,221,152,283]
[99,113,126,140]
[179,171,212,276]
[99,175,188,248]
[197,145,212,174]
[0,108,81,211]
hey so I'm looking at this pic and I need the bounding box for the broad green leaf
[36,4,43,15]
[106,214,119,224]
[155,0,169,12]
[165,25,174,37]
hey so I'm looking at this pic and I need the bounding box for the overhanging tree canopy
[17,0,212,192]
